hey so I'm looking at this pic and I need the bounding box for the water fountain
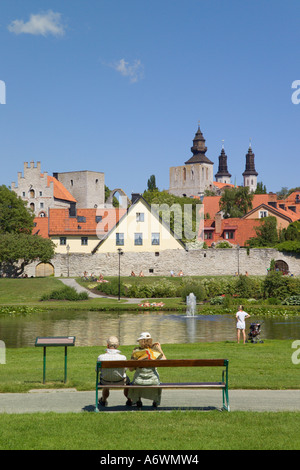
[186,293,196,317]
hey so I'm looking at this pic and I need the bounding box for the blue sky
[1,0,300,198]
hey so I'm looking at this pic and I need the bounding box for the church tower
[242,143,258,192]
[169,124,214,198]
[215,143,231,184]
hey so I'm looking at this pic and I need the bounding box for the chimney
[131,193,141,204]
[215,212,222,234]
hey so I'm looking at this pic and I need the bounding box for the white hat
[137,332,152,342]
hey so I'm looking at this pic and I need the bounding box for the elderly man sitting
[96,336,132,407]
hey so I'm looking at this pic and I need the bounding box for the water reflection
[0,311,300,348]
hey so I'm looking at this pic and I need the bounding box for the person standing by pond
[236,305,250,344]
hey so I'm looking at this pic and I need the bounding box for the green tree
[142,189,202,242]
[276,187,289,200]
[246,216,279,247]
[0,232,55,276]
[0,185,55,276]
[255,182,267,194]
[147,175,158,192]
[0,185,34,234]
[219,186,254,218]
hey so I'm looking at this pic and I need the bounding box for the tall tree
[0,185,34,234]
[219,186,254,218]
[0,185,55,276]
[255,181,267,194]
[147,175,158,192]
[246,216,278,247]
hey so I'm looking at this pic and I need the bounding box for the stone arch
[275,260,289,274]
[35,262,54,277]
[106,188,130,208]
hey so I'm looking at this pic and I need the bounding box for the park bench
[95,359,230,412]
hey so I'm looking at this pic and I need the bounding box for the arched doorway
[35,262,54,277]
[275,260,289,274]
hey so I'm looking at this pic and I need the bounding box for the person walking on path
[236,305,250,344]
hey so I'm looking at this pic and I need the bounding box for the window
[151,233,160,245]
[259,210,268,218]
[224,231,234,240]
[204,232,213,240]
[39,191,43,196]
[22,192,25,197]
[77,216,86,223]
[60,237,67,245]
[134,233,143,245]
[40,202,44,208]
[136,212,144,222]
[81,237,88,245]
[116,233,124,246]
[95,215,102,223]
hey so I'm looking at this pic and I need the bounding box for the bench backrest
[97,359,228,369]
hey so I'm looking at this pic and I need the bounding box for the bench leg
[222,387,230,412]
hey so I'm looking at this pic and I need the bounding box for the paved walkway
[59,278,143,303]
[0,389,299,414]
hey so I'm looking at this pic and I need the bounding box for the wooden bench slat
[98,359,227,369]
[98,382,226,389]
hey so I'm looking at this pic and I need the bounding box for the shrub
[180,280,207,302]
[210,296,224,305]
[282,295,300,305]
[263,272,300,300]
[40,286,89,301]
[234,275,262,299]
[125,280,180,298]
[97,278,126,297]
[215,241,232,249]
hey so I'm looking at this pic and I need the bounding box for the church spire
[242,143,258,192]
[215,142,231,183]
[185,124,213,165]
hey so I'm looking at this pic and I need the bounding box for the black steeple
[185,125,213,165]
[242,144,258,177]
[215,144,231,179]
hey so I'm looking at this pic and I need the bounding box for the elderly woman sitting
[128,332,166,408]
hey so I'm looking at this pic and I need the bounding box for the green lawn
[1,340,298,393]
[0,411,299,450]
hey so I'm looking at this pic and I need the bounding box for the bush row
[40,286,89,301]
[96,273,300,302]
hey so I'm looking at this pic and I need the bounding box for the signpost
[35,336,76,384]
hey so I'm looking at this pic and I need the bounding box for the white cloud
[111,58,144,83]
[8,10,65,37]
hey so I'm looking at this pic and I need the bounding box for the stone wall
[26,248,300,277]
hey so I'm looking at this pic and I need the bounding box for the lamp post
[117,248,123,301]
[237,244,240,275]
[66,244,70,277]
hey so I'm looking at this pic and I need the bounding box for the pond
[1,310,300,348]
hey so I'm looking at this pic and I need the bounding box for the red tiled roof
[213,181,236,189]
[43,175,77,203]
[202,193,300,222]
[201,217,261,247]
[243,203,299,223]
[48,208,126,236]
[32,217,49,238]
